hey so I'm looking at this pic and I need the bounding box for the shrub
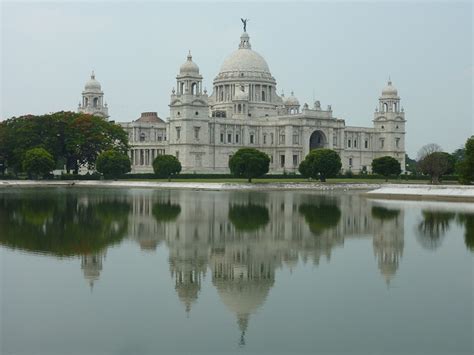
[152,155,182,181]
[22,148,55,179]
[96,150,131,179]
[228,148,270,183]
[298,149,341,182]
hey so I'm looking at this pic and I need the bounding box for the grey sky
[1,1,472,156]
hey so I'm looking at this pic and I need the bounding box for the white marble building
[80,29,406,174]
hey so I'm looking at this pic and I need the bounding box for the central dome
[220,49,271,74]
[218,32,271,76]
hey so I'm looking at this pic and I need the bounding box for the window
[280,155,285,168]
[262,90,266,101]
[381,125,385,130]
[293,155,298,166]
[140,132,146,142]
[194,127,200,140]
[365,140,368,149]
[227,133,232,143]
[354,139,357,148]
[279,134,285,145]
[270,133,274,145]
[349,158,353,166]
[176,127,181,140]
[263,134,267,144]
[250,134,254,144]
[270,155,273,164]
[334,135,337,146]
[238,104,242,113]
[292,134,299,145]
[380,139,385,148]
[220,133,224,143]
[93,97,99,107]
[157,135,163,142]
[176,151,179,160]
[195,111,199,116]
[396,138,400,148]
[236,134,239,143]
[348,139,351,148]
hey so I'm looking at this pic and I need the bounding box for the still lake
[0,187,472,355]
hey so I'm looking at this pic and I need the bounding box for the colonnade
[129,148,166,166]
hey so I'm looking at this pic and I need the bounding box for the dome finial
[388,75,392,85]
[91,70,95,79]
[187,50,192,61]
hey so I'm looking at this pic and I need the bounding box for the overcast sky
[1,1,472,156]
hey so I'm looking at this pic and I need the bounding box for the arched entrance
[309,130,326,150]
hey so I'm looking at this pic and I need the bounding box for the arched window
[238,104,242,113]
[220,91,224,101]
[191,82,197,95]
[383,103,388,112]
[93,97,99,107]
[84,98,89,107]
[349,158,353,166]
[393,102,397,111]
[261,90,266,101]
[140,132,146,142]
[180,82,185,94]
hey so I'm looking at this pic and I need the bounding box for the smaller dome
[180,51,199,75]
[382,80,398,97]
[136,112,165,124]
[84,71,102,92]
[284,91,300,106]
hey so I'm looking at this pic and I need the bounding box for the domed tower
[283,91,300,115]
[211,29,280,119]
[78,71,109,118]
[373,79,406,171]
[169,51,209,171]
[81,251,106,290]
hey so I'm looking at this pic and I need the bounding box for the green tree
[152,155,182,181]
[457,137,474,184]
[96,150,131,179]
[228,148,270,182]
[0,112,129,175]
[22,147,55,179]
[371,156,401,181]
[298,148,341,182]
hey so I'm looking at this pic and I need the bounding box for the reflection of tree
[371,206,400,221]
[298,199,341,235]
[457,213,474,252]
[416,211,455,250]
[0,193,130,256]
[152,201,181,222]
[228,203,269,231]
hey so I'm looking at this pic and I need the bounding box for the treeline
[405,139,474,184]
[0,111,129,177]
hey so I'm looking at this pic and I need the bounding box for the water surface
[1,188,472,355]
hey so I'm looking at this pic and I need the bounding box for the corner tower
[169,52,209,171]
[373,80,406,171]
[78,71,109,118]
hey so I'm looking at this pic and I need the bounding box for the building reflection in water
[122,191,406,344]
[11,189,474,343]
